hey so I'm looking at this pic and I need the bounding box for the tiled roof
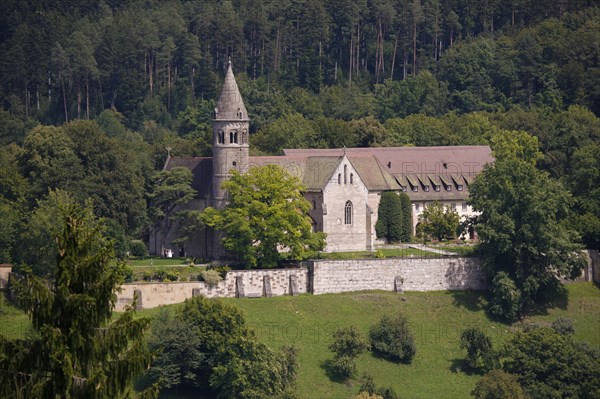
[164,157,213,198]
[165,145,492,201]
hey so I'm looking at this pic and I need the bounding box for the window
[445,185,452,191]
[451,203,457,211]
[462,202,467,211]
[344,165,348,184]
[415,203,420,212]
[344,201,352,225]
[338,174,341,184]
[434,185,440,192]
[230,130,238,143]
[457,184,463,191]
[412,186,418,192]
[350,173,354,184]
[217,130,225,144]
[312,199,316,209]
[424,186,429,192]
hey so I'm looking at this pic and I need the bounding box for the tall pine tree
[0,190,155,398]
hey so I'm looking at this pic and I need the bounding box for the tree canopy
[416,201,459,241]
[201,165,326,268]
[469,141,585,320]
[0,190,154,398]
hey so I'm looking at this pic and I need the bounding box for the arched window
[217,130,224,144]
[230,130,238,143]
[344,165,348,184]
[350,173,354,184]
[344,200,353,225]
[338,174,341,184]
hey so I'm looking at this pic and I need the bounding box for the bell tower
[212,59,250,210]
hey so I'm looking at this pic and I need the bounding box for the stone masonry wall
[309,257,486,294]
[115,268,308,311]
[0,265,12,289]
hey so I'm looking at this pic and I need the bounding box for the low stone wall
[0,264,12,289]
[115,268,308,311]
[309,257,486,294]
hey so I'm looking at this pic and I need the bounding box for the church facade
[152,62,494,258]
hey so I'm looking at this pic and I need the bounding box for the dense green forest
[1,0,599,268]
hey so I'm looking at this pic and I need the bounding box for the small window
[415,203,420,212]
[344,165,348,184]
[457,184,463,191]
[230,130,238,144]
[424,186,429,192]
[338,174,341,184]
[451,203,457,211]
[350,173,354,184]
[217,130,225,144]
[462,202,467,211]
[412,186,418,192]
[344,201,353,225]
[445,185,452,191]
[312,200,316,209]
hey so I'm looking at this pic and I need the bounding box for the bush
[122,265,134,283]
[551,316,574,335]
[460,327,496,371]
[328,355,357,380]
[359,374,399,399]
[472,370,527,399]
[489,272,522,322]
[329,326,369,358]
[369,314,416,363]
[199,269,223,286]
[210,265,231,279]
[129,240,148,257]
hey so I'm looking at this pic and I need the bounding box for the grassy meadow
[1,283,598,398]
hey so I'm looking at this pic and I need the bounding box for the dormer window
[423,186,429,192]
[217,130,225,144]
[412,186,418,192]
[457,184,463,191]
[434,186,440,192]
[445,185,452,192]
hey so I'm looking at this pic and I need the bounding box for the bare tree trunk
[390,28,400,80]
[167,63,171,111]
[77,84,82,120]
[191,66,195,102]
[62,79,68,123]
[413,20,417,76]
[349,33,353,85]
[86,76,90,119]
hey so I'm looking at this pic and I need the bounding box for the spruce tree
[399,193,412,242]
[0,190,154,398]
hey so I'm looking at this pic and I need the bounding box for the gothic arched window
[230,130,238,143]
[350,173,354,184]
[344,200,353,225]
[217,130,224,144]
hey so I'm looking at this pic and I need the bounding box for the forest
[0,0,599,268]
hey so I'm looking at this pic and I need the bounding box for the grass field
[2,283,598,398]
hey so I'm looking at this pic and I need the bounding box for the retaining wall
[309,257,486,294]
[115,268,308,311]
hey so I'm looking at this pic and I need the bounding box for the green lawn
[2,283,598,399]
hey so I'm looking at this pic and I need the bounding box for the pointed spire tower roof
[214,58,249,121]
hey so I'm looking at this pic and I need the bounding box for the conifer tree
[375,191,404,243]
[0,190,155,398]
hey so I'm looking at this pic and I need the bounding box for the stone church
[152,61,494,258]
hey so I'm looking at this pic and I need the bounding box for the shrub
[152,269,179,282]
[129,240,148,257]
[489,272,522,322]
[199,269,223,286]
[122,265,134,283]
[354,393,383,399]
[359,374,399,399]
[329,326,369,358]
[329,355,357,380]
[472,370,527,399]
[551,316,574,335]
[210,265,231,279]
[142,271,153,281]
[369,314,416,363]
[460,327,496,371]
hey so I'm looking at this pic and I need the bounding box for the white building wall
[322,157,369,252]
[412,200,479,239]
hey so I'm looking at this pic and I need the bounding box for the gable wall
[322,159,369,252]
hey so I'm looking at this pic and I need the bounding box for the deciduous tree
[416,201,459,241]
[201,165,326,268]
